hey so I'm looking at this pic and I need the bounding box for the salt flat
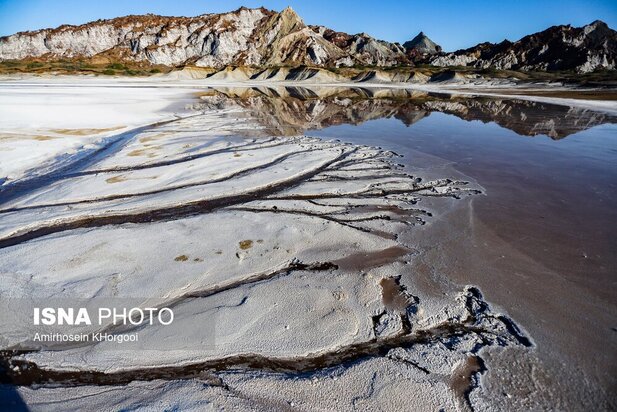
[0,78,537,411]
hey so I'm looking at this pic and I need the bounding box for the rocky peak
[274,6,305,33]
[582,19,612,41]
[404,31,442,55]
[280,6,301,20]
[588,20,609,30]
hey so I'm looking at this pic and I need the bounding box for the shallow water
[198,87,617,404]
[310,112,617,297]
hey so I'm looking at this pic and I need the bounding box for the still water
[198,86,617,397]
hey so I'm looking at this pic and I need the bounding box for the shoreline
[1,74,616,114]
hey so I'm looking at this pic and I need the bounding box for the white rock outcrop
[0,7,410,68]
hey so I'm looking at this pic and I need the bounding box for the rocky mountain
[403,32,442,58]
[0,7,410,68]
[309,26,408,66]
[0,7,614,73]
[430,20,616,73]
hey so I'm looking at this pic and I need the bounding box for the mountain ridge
[429,20,616,73]
[0,7,615,73]
[0,7,410,68]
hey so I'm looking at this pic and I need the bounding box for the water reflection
[195,86,616,139]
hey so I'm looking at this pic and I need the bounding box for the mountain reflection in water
[194,86,616,139]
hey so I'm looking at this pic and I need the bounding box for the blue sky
[0,0,615,51]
